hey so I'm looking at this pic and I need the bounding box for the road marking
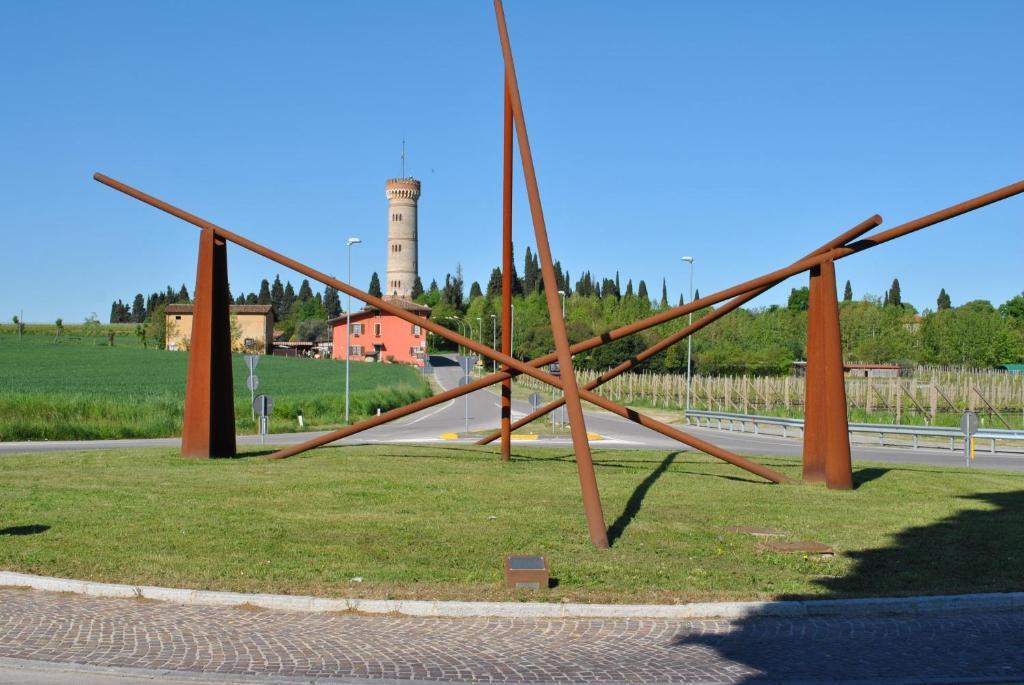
[510,434,538,440]
[439,433,458,440]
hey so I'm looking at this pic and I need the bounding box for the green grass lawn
[0,333,430,440]
[1,445,1022,604]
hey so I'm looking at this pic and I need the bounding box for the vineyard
[516,366,1024,430]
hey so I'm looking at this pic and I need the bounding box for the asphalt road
[3,355,1022,472]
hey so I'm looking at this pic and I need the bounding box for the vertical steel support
[494,0,608,547]
[802,265,826,482]
[803,260,851,488]
[181,229,236,458]
[500,77,513,462]
[820,260,853,489]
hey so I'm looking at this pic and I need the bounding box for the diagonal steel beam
[92,172,793,484]
[94,174,1024,484]
[477,214,883,444]
[493,0,608,548]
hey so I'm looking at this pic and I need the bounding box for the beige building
[164,304,275,354]
[385,177,420,299]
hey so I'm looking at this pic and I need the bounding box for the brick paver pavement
[1,588,1023,683]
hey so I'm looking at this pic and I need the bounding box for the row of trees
[428,270,1024,374]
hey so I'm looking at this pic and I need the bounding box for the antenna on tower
[401,139,406,178]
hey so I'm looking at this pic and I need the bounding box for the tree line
[110,248,1022,372]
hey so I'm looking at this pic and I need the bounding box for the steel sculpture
[94,0,1024,546]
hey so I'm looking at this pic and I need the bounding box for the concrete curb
[2,571,1022,620]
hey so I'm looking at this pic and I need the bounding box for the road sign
[253,394,273,417]
[244,354,259,372]
[960,410,979,436]
[459,355,474,373]
[246,375,260,392]
[529,393,542,410]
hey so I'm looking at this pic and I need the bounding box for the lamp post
[557,290,566,319]
[490,314,497,373]
[344,237,362,424]
[681,256,695,417]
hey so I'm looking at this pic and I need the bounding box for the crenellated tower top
[385,178,421,201]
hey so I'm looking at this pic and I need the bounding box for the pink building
[330,298,431,367]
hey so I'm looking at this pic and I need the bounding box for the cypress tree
[177,284,190,303]
[523,246,537,294]
[131,294,146,323]
[937,288,951,310]
[486,267,503,297]
[368,272,382,299]
[283,282,296,314]
[257,279,272,305]
[323,286,342,318]
[245,292,258,305]
[637,279,649,301]
[843,280,853,302]
[888,278,902,307]
[411,276,424,300]
[660,279,668,308]
[624,279,634,298]
[270,275,285,316]
[679,292,685,306]
[297,279,313,301]
[468,281,483,300]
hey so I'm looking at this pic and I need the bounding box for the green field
[0,333,431,440]
[1,445,1021,603]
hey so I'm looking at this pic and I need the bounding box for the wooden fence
[516,366,1024,427]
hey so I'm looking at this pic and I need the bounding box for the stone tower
[384,177,421,300]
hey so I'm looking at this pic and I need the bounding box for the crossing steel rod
[477,214,883,444]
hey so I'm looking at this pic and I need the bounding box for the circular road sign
[253,394,274,417]
[246,375,260,391]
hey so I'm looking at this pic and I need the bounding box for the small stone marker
[504,555,549,590]
[726,526,787,537]
[763,541,834,556]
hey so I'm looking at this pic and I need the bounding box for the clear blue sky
[1,1,1021,323]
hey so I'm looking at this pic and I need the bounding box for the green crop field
[0,332,431,441]
[1,445,1021,603]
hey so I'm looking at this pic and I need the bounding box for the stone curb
[2,571,1022,620]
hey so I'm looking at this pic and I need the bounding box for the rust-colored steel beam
[95,172,1024,485]
[500,76,513,463]
[477,215,884,444]
[181,229,236,458]
[803,264,826,482]
[92,173,573,399]
[94,174,785,492]
[819,259,853,489]
[493,0,607,548]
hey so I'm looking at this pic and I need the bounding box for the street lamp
[490,314,497,373]
[557,290,566,319]
[681,256,695,417]
[344,237,362,424]
[445,316,465,356]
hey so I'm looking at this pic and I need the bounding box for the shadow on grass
[852,467,890,489]
[672,489,1024,681]
[0,524,49,536]
[607,452,679,546]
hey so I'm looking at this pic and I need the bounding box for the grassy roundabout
[1,445,1022,604]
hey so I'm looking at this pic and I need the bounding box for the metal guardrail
[683,409,1024,454]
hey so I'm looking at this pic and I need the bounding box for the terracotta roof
[165,304,274,318]
[328,298,432,325]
